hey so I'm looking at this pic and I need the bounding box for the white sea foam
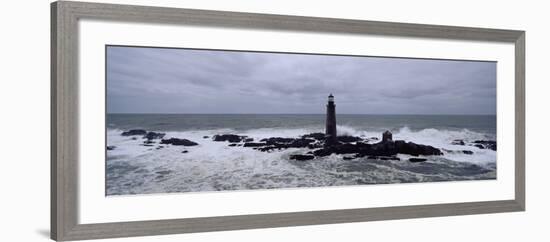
[106,126,496,195]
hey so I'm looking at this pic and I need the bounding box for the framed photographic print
[51,1,525,241]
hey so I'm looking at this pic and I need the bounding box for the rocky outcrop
[379,156,400,161]
[473,140,497,151]
[143,140,155,144]
[216,130,443,163]
[290,154,315,161]
[337,135,363,143]
[144,131,165,140]
[212,134,248,143]
[451,139,465,145]
[121,129,147,136]
[121,129,166,141]
[442,149,474,155]
[288,138,316,148]
[160,138,198,146]
[301,132,326,141]
[409,158,427,162]
[243,142,267,147]
[261,137,296,144]
[450,139,496,151]
[253,137,318,151]
[393,140,443,156]
[123,129,445,162]
[311,139,441,157]
[462,150,474,155]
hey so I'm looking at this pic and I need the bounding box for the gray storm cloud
[106,46,496,115]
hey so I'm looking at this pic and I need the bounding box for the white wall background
[0,0,548,241]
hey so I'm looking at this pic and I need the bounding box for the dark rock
[181,150,188,153]
[257,145,279,152]
[313,143,364,156]
[452,139,465,145]
[156,146,164,149]
[144,131,165,140]
[203,136,209,139]
[288,138,315,148]
[307,143,323,149]
[251,137,316,151]
[474,144,485,149]
[289,154,315,161]
[213,134,247,143]
[143,140,155,144]
[121,129,147,136]
[312,140,442,157]
[260,137,295,145]
[443,149,474,155]
[337,135,363,143]
[382,130,393,142]
[473,140,497,151]
[106,146,116,150]
[243,142,267,147]
[380,156,400,161]
[370,140,398,156]
[142,144,154,147]
[131,137,138,140]
[228,143,238,147]
[370,137,379,141]
[409,158,427,162]
[324,135,339,146]
[394,140,442,156]
[359,155,397,161]
[220,131,443,163]
[160,138,198,146]
[301,132,326,141]
[353,153,367,158]
[462,150,474,155]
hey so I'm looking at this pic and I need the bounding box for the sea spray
[106,123,496,195]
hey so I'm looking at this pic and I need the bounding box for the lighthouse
[325,94,337,144]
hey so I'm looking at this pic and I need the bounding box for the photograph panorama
[106,45,497,196]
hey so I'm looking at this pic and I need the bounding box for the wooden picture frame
[51,1,525,240]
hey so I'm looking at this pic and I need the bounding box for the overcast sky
[107,46,496,115]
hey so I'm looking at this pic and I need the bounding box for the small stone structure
[382,130,393,142]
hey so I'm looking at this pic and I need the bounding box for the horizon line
[106,112,497,116]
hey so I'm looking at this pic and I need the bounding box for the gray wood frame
[51,1,526,241]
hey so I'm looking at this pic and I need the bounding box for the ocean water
[106,114,497,196]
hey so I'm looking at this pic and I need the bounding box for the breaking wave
[106,126,496,196]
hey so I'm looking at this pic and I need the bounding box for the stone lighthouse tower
[325,94,337,144]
